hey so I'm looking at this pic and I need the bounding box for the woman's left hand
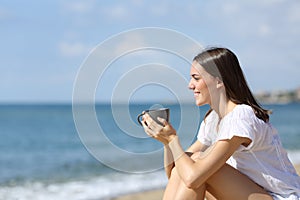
[141,113,177,145]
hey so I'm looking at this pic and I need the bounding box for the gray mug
[137,108,170,126]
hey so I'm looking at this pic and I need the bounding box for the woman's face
[188,61,216,106]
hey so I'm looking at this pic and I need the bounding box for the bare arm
[141,113,249,187]
[168,135,251,189]
[164,145,174,178]
[141,114,210,179]
[186,140,208,153]
[164,139,208,178]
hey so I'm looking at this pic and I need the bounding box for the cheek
[197,79,208,90]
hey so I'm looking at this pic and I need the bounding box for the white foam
[0,171,167,200]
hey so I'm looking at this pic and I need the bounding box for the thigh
[163,152,199,200]
[163,167,181,200]
[174,180,206,200]
[206,164,273,200]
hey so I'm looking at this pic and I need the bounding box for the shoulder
[204,110,219,124]
[223,104,267,132]
[230,104,256,120]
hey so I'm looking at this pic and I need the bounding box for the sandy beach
[112,164,300,200]
[112,189,164,200]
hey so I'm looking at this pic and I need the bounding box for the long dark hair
[193,47,270,122]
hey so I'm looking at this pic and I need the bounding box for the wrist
[168,136,184,161]
[167,134,177,144]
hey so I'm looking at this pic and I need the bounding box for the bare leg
[163,168,205,200]
[164,163,272,200]
[163,152,200,200]
[163,168,181,200]
[205,191,217,200]
[175,180,206,200]
[206,164,273,200]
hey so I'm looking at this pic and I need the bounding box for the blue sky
[1,0,300,103]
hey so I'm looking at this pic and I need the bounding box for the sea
[0,103,299,200]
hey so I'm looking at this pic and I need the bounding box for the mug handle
[137,113,144,126]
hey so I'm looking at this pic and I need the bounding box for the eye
[191,74,201,81]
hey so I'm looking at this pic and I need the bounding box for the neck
[211,96,237,119]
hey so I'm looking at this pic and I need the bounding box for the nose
[188,79,194,90]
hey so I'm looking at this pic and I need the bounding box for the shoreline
[112,164,300,200]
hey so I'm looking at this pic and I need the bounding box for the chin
[195,101,204,106]
[195,100,208,107]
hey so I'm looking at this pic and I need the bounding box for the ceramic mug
[137,108,170,126]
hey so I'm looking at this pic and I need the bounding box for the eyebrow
[191,74,200,78]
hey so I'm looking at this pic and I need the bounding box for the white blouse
[197,104,300,198]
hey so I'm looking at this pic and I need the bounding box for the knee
[170,167,193,188]
[170,166,179,178]
[170,168,203,190]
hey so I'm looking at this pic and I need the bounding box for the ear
[216,77,224,88]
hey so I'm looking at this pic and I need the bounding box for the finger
[143,113,151,121]
[141,120,155,137]
[143,114,154,130]
[146,129,156,137]
[157,117,168,126]
[148,122,163,133]
[144,114,163,132]
[141,120,150,132]
[141,115,148,126]
[143,114,154,128]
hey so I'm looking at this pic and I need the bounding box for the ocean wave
[1,151,299,200]
[0,171,167,200]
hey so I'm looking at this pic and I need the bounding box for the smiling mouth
[194,92,200,97]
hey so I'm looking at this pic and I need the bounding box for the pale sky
[1,0,300,103]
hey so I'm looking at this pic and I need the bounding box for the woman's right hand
[141,113,177,145]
